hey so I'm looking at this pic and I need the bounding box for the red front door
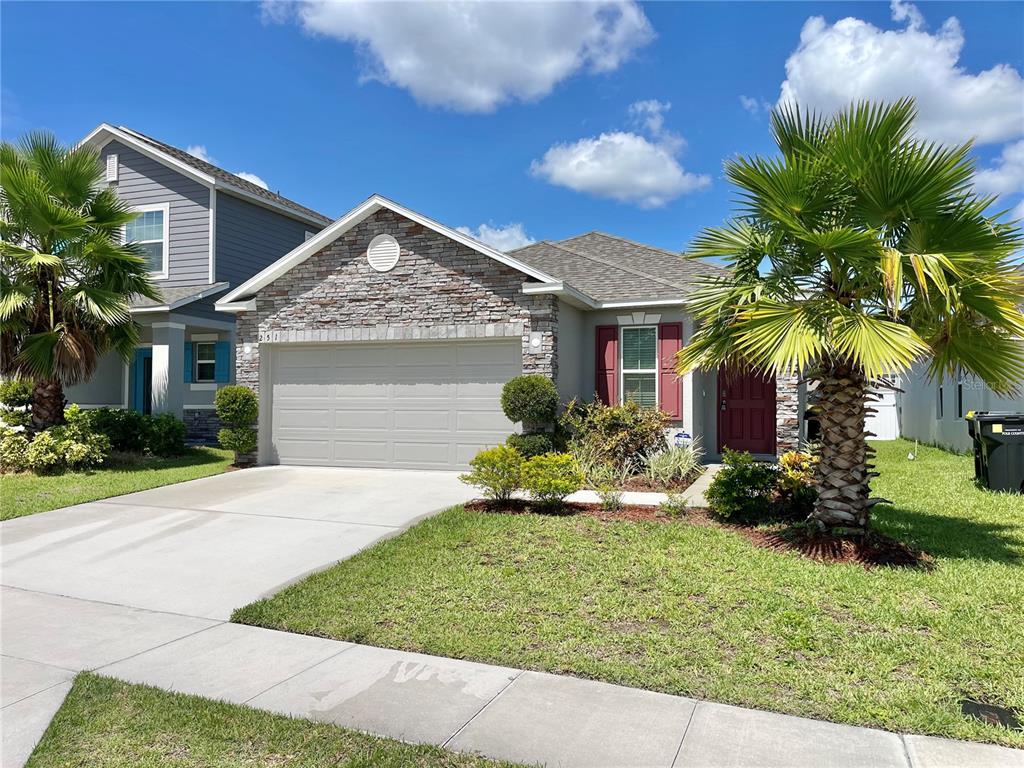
[717,366,777,455]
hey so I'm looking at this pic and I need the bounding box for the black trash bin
[964,411,1024,493]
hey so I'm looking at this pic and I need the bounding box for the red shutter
[658,322,683,419]
[595,325,618,405]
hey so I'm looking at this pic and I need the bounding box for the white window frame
[619,325,658,408]
[194,340,217,383]
[124,202,170,279]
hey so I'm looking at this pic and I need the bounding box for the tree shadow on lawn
[873,504,1024,564]
[102,447,228,474]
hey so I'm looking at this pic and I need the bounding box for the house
[64,125,332,441]
[899,364,1024,452]
[215,195,801,469]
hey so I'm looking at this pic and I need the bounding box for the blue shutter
[214,341,230,383]
[183,342,193,383]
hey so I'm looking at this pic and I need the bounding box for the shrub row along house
[71,125,804,469]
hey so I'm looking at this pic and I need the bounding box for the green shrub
[777,450,818,518]
[145,413,186,457]
[500,374,558,426]
[0,379,33,408]
[521,452,583,507]
[215,385,258,427]
[24,430,63,473]
[0,378,33,428]
[589,462,625,511]
[505,432,554,458]
[641,441,702,488]
[85,407,148,453]
[459,444,524,502]
[561,399,668,469]
[22,425,108,474]
[0,428,30,472]
[218,427,257,458]
[659,492,689,518]
[705,449,778,523]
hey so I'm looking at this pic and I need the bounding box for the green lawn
[234,440,1024,747]
[28,674,520,767]
[1,447,234,521]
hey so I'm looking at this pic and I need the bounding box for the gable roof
[216,194,560,309]
[80,124,331,228]
[510,232,728,303]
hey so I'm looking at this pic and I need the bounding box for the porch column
[151,321,185,416]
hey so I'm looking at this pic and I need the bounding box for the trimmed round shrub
[500,375,558,425]
[459,444,524,502]
[505,432,554,458]
[0,378,33,428]
[218,427,257,457]
[521,452,583,507]
[145,413,187,457]
[0,379,33,408]
[705,449,779,523]
[215,385,258,427]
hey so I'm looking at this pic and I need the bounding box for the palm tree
[1,131,160,429]
[677,99,1024,532]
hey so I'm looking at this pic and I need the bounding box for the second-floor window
[125,203,169,278]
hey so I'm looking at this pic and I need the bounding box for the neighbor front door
[717,366,776,455]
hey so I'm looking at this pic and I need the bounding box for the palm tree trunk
[811,362,872,531]
[31,379,66,431]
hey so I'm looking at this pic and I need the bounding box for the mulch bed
[463,499,931,569]
[736,524,933,569]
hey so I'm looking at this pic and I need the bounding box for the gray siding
[65,351,126,407]
[101,141,210,287]
[215,192,314,288]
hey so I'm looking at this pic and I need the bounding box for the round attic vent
[367,233,400,272]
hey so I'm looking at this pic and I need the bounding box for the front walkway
[2,466,1022,767]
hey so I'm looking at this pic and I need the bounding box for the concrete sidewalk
[3,589,1021,768]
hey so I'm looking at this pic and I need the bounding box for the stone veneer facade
[775,373,801,456]
[183,409,221,445]
[233,208,557,399]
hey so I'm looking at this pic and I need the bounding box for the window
[620,326,657,408]
[194,342,216,383]
[125,204,169,277]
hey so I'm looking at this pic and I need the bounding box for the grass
[28,674,521,767]
[1,447,234,521]
[234,440,1024,748]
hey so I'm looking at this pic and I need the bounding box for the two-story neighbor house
[65,125,331,441]
[216,195,802,469]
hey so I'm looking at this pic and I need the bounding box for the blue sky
[3,1,1023,253]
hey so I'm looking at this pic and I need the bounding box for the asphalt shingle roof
[120,127,332,227]
[509,231,727,302]
[131,282,229,310]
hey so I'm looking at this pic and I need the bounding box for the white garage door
[270,339,522,469]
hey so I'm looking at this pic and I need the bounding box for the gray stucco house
[215,195,800,469]
[65,125,331,440]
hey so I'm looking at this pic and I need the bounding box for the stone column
[776,373,801,456]
[151,321,185,416]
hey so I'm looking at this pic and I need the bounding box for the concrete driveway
[1,465,474,766]
[1,466,474,620]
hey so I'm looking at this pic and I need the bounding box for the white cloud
[263,1,653,112]
[739,95,771,116]
[778,1,1024,145]
[186,143,270,189]
[1010,199,1024,221]
[531,100,709,208]
[973,141,1024,198]
[235,171,269,190]
[456,222,535,252]
[186,145,214,163]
